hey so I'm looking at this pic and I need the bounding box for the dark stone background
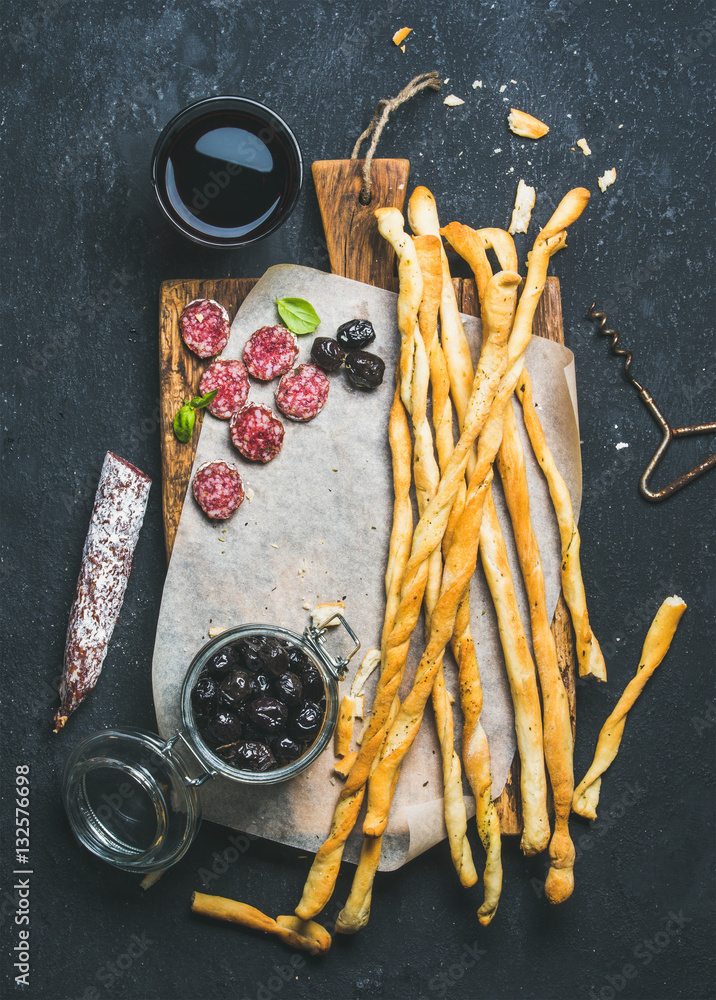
[1,1,714,998]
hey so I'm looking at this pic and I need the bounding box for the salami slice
[198,359,250,419]
[243,325,298,381]
[180,298,231,358]
[275,364,330,421]
[193,460,245,519]
[54,452,151,732]
[230,403,285,463]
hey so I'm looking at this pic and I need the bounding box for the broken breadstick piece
[310,602,345,629]
[191,893,331,955]
[573,596,686,820]
[508,179,536,235]
[350,648,381,697]
[444,94,465,107]
[508,108,549,139]
[392,27,412,46]
[140,870,165,890]
[577,138,592,156]
[335,696,357,757]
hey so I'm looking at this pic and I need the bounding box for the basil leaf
[190,389,218,410]
[276,296,321,335]
[173,403,196,443]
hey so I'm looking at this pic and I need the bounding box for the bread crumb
[245,486,254,501]
[508,107,549,139]
[508,179,536,235]
[444,94,465,107]
[472,79,483,89]
[208,626,227,638]
[616,442,629,450]
[392,27,411,46]
[598,168,617,192]
[302,601,312,610]
[270,543,278,549]
[499,84,507,93]
[400,44,405,52]
[577,138,592,156]
[311,601,346,628]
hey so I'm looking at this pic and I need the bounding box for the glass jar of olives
[62,616,360,873]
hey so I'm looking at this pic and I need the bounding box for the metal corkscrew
[587,303,716,502]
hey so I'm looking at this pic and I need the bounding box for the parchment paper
[152,265,582,871]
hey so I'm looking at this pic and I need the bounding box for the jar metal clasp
[160,730,217,787]
[302,614,361,681]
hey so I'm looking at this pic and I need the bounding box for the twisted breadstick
[297,206,506,921]
[337,268,519,934]
[191,894,331,955]
[337,235,477,935]
[363,268,521,838]
[479,487,550,854]
[413,234,476,889]
[459,222,575,896]
[409,189,503,923]
[295,388,411,921]
[496,401,575,894]
[443,191,590,858]
[573,596,686,819]
[516,370,607,681]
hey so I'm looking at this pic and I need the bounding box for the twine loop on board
[351,71,442,204]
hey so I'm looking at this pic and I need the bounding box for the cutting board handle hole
[358,191,372,206]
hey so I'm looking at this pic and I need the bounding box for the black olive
[272,735,303,762]
[274,671,303,706]
[251,672,272,697]
[207,710,243,745]
[336,318,376,351]
[345,350,385,389]
[204,649,232,679]
[310,337,346,372]
[290,701,323,740]
[191,675,217,715]
[219,669,253,705]
[234,637,264,672]
[287,646,308,672]
[259,639,289,677]
[299,663,325,701]
[231,740,276,772]
[250,696,289,733]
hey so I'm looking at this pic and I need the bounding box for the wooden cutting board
[158,159,577,835]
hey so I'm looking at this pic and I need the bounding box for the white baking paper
[152,265,581,871]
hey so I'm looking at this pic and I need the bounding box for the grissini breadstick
[464,222,575,896]
[573,596,686,819]
[339,235,476,937]
[363,268,521,838]
[411,194,505,923]
[479,487,551,855]
[338,268,519,933]
[496,401,575,897]
[413,234,476,889]
[297,206,501,921]
[407,187,474,424]
[443,191,590,858]
[191,894,331,955]
[516,369,607,681]
[295,388,411,921]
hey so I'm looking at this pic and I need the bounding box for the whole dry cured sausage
[53,452,151,731]
[230,403,285,463]
[180,299,231,358]
[275,364,329,421]
[192,460,245,519]
[198,359,250,418]
[243,325,298,381]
